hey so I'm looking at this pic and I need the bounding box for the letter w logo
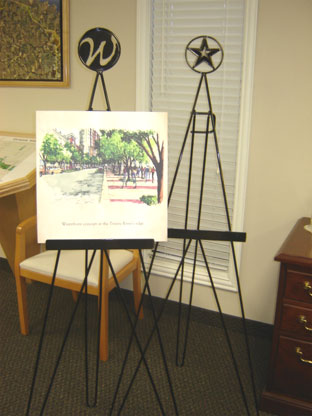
[80,37,117,67]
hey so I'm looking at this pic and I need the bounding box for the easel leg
[88,72,111,111]
[26,250,61,415]
[108,250,178,415]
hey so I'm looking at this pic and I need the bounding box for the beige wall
[1,0,311,323]
[240,0,312,322]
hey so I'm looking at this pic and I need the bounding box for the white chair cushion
[20,249,134,287]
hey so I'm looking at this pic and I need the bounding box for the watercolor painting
[36,111,168,242]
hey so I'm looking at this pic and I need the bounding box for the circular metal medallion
[185,36,223,74]
[78,28,121,72]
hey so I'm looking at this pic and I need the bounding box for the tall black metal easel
[26,28,179,415]
[110,36,260,416]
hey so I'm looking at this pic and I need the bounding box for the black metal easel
[113,36,260,416]
[26,28,179,415]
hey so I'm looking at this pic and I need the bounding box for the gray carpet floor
[0,261,275,415]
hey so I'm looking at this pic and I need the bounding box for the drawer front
[281,303,312,339]
[273,336,312,400]
[285,271,312,303]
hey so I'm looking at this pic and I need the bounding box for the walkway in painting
[40,168,158,204]
[101,169,158,204]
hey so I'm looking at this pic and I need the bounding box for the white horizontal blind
[148,0,246,289]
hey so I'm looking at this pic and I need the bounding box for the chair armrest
[15,216,40,275]
[16,215,37,235]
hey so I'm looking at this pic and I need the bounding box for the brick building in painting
[79,129,99,157]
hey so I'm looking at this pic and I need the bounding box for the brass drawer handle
[303,281,312,296]
[295,347,312,365]
[298,315,312,332]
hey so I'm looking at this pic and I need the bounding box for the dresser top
[275,218,312,267]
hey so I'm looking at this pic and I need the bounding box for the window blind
[148,0,247,289]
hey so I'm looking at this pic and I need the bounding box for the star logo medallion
[185,36,223,74]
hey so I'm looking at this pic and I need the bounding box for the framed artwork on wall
[0,0,69,87]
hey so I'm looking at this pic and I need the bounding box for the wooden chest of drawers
[260,218,312,416]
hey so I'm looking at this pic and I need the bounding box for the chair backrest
[26,223,41,259]
[15,216,41,273]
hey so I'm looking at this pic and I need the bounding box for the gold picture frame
[0,0,69,87]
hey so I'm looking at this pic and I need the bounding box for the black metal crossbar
[168,228,246,242]
[46,239,155,250]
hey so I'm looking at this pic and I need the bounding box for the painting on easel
[36,111,168,242]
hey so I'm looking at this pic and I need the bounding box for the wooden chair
[14,215,143,361]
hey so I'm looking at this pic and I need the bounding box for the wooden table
[260,217,312,415]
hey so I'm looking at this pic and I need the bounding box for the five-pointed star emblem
[188,38,220,70]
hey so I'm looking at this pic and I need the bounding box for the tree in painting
[40,133,64,174]
[122,130,165,203]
